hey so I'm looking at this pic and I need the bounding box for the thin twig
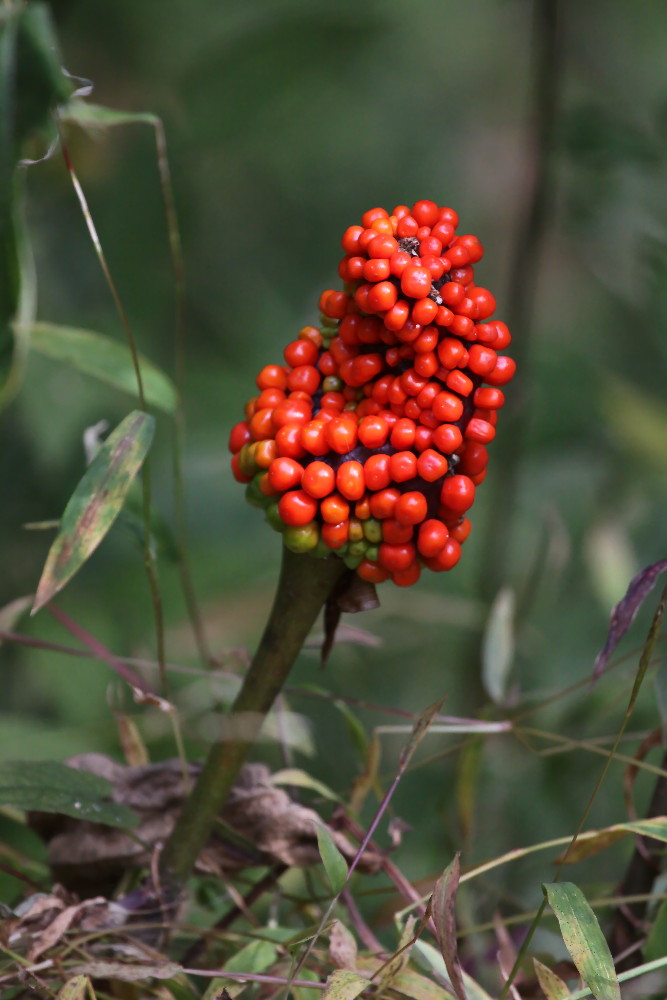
[152,118,212,669]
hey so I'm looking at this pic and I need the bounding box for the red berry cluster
[229,201,515,586]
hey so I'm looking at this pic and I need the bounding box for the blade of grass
[61,100,211,668]
[499,579,667,998]
[58,131,168,694]
[287,699,445,988]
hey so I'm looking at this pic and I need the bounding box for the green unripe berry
[265,502,285,532]
[363,518,382,544]
[348,539,367,558]
[283,522,320,553]
[245,474,268,508]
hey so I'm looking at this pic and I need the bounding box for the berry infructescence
[229,201,516,587]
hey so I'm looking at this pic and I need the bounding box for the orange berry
[336,461,365,501]
[278,489,318,527]
[301,461,335,498]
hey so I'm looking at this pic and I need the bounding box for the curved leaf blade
[57,976,92,1000]
[0,4,70,406]
[31,322,178,413]
[533,958,569,1000]
[543,882,619,1000]
[322,970,372,1000]
[32,410,155,613]
[431,854,467,1000]
[317,824,349,895]
[0,760,138,828]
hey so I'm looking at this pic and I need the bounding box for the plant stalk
[158,546,347,896]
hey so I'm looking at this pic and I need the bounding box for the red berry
[378,541,417,572]
[424,537,462,571]
[467,344,498,376]
[440,475,475,513]
[337,461,365,501]
[484,355,516,386]
[368,234,399,259]
[301,461,335,498]
[401,264,432,299]
[229,421,251,454]
[390,451,417,482]
[392,563,421,587]
[395,491,428,525]
[417,448,449,481]
[432,391,464,423]
[367,280,399,312]
[411,200,440,228]
[417,519,449,557]
[278,490,318,527]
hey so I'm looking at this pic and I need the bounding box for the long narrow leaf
[32,410,155,613]
[543,882,619,1000]
[31,322,177,413]
[317,824,349,894]
[0,4,70,406]
[0,760,138,828]
[431,855,467,1000]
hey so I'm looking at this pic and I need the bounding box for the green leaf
[57,976,92,1000]
[317,823,349,894]
[201,940,278,999]
[32,410,155,613]
[0,4,70,405]
[431,855,466,1000]
[0,760,138,828]
[411,940,491,1000]
[292,966,322,1000]
[533,958,570,1000]
[481,586,515,705]
[554,817,667,865]
[0,594,32,643]
[30,322,178,413]
[376,916,416,994]
[322,970,372,1000]
[644,897,667,963]
[60,100,158,130]
[271,768,342,803]
[543,882,620,1000]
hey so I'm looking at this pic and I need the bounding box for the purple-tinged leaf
[592,558,667,681]
[431,854,467,1000]
[32,410,154,614]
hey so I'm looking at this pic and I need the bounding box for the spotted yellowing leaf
[32,410,155,613]
[543,882,620,1000]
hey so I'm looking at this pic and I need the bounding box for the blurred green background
[2,0,667,934]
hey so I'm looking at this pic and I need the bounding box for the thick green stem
[158,547,347,896]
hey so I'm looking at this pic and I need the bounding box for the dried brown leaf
[329,919,358,971]
[29,755,382,894]
[431,855,467,1000]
